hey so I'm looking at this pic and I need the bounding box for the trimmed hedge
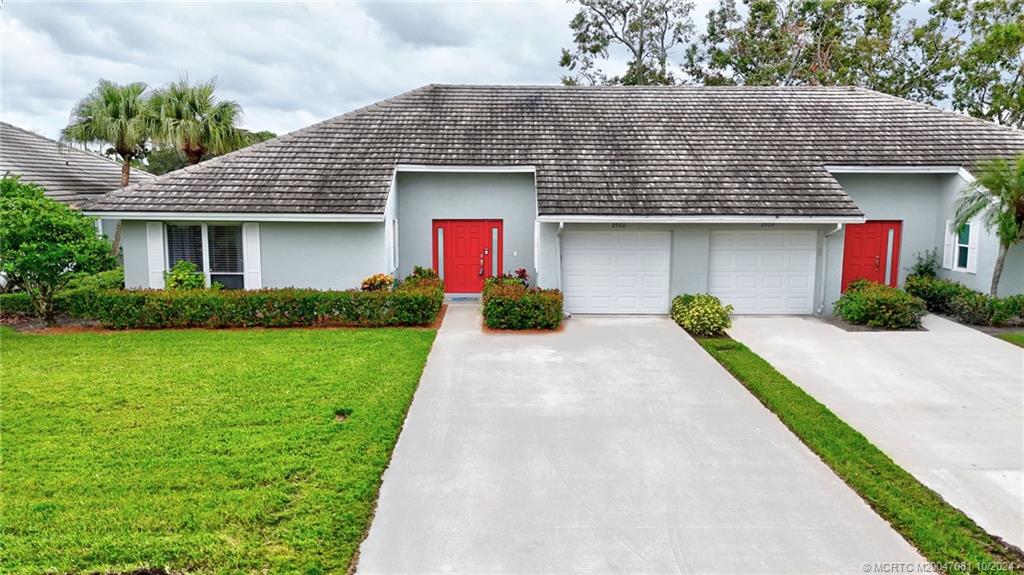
[903,275,973,315]
[1,279,444,329]
[834,279,927,329]
[481,278,563,330]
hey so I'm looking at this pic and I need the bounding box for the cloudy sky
[2,1,722,141]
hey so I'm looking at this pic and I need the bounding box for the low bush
[0,287,101,320]
[671,293,733,336]
[949,292,996,326]
[992,294,1024,326]
[164,261,206,290]
[834,280,926,329]
[903,275,974,315]
[361,273,394,292]
[65,268,124,291]
[0,292,34,317]
[907,248,940,279]
[481,279,562,330]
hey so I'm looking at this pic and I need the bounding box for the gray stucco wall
[259,222,385,289]
[395,172,536,282]
[937,173,1024,296]
[823,172,1023,311]
[122,220,149,289]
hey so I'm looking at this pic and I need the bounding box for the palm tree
[149,77,245,165]
[61,80,152,254]
[954,154,1024,296]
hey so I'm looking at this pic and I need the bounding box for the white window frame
[953,222,971,272]
[165,222,245,288]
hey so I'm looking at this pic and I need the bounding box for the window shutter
[942,220,954,270]
[966,220,980,273]
[146,222,166,289]
[243,223,262,289]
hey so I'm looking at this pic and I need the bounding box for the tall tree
[929,0,1024,128]
[560,0,695,85]
[144,129,276,176]
[954,155,1024,296]
[61,79,151,254]
[684,0,953,102]
[149,77,245,165]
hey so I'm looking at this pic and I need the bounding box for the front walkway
[357,305,919,574]
[729,314,1024,549]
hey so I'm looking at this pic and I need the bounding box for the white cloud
[1,0,723,139]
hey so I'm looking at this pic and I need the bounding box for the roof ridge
[852,86,1023,135]
[95,84,439,203]
[0,120,153,179]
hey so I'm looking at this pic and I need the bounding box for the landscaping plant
[949,291,997,326]
[671,293,733,336]
[164,260,207,290]
[903,275,974,315]
[907,248,940,279]
[481,277,563,329]
[0,176,116,324]
[361,273,395,292]
[833,279,926,329]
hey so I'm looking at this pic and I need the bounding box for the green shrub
[0,292,34,317]
[903,275,973,315]
[65,268,124,291]
[907,248,940,279]
[991,294,1024,326]
[410,265,438,280]
[671,293,733,336]
[834,281,926,329]
[949,292,996,326]
[164,260,205,290]
[481,281,562,330]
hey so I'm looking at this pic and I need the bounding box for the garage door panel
[562,230,671,314]
[709,230,817,315]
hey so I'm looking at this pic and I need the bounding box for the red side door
[841,221,902,290]
[432,220,503,293]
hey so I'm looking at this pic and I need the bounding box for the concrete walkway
[357,305,920,574]
[730,314,1024,549]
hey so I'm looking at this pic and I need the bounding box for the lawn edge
[345,326,441,575]
[696,335,1024,575]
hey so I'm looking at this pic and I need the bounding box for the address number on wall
[611,223,627,229]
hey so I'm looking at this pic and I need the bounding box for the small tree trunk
[110,158,132,256]
[990,242,1009,297]
[120,160,131,187]
[30,285,55,326]
[184,145,204,165]
[109,222,124,258]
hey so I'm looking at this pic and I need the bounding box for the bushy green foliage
[907,248,940,279]
[86,279,443,330]
[164,260,206,290]
[671,293,733,336]
[0,176,116,324]
[361,273,395,292]
[903,275,974,315]
[65,268,125,291]
[834,280,926,329]
[0,292,34,317]
[950,291,997,326]
[410,265,438,280]
[481,280,563,330]
[992,294,1024,327]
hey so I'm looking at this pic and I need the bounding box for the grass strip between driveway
[997,332,1024,348]
[697,336,1023,575]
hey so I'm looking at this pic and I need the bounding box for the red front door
[432,219,503,293]
[841,221,902,290]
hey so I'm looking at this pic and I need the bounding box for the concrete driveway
[357,305,919,574]
[729,314,1024,549]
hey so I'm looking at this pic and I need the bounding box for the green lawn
[698,337,1023,575]
[1,327,435,574]
[997,331,1024,348]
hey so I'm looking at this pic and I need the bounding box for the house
[82,85,1024,313]
[0,121,153,237]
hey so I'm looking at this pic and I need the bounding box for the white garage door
[562,229,671,314]
[709,230,817,314]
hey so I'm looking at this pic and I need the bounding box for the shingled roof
[0,121,153,207]
[84,85,1024,218]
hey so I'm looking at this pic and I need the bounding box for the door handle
[874,255,880,270]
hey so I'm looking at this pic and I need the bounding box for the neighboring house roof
[84,85,1024,218]
[0,121,153,207]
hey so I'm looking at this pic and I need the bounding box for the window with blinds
[208,225,244,289]
[166,224,204,272]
